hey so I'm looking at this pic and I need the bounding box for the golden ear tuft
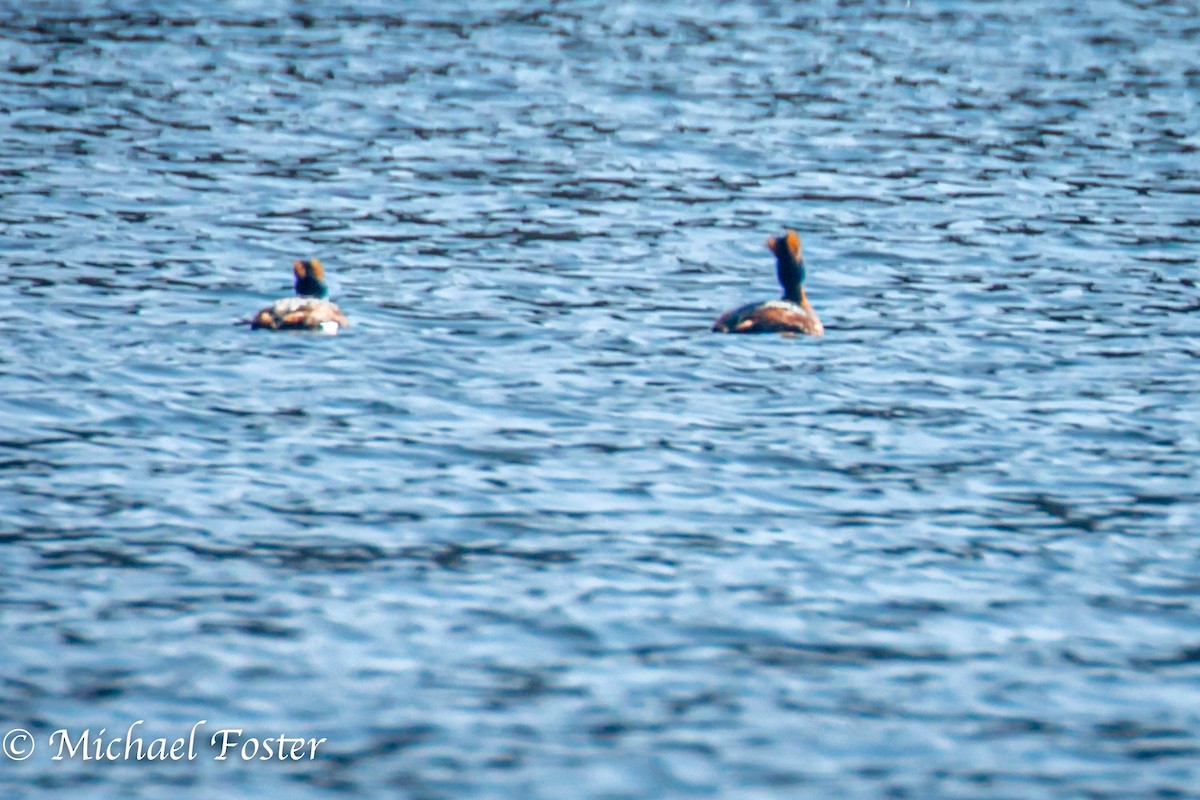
[784,230,801,259]
[293,259,325,280]
[765,236,777,252]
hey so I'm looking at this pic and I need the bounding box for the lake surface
[2,1,1199,797]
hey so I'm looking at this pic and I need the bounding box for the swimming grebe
[251,259,349,334]
[712,230,824,336]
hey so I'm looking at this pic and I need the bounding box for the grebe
[251,259,349,334]
[712,230,824,336]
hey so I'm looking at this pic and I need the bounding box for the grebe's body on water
[712,230,823,336]
[251,259,349,334]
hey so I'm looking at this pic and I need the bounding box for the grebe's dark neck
[775,250,804,304]
[295,279,329,298]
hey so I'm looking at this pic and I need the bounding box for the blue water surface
[2,1,1199,798]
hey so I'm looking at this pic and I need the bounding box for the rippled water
[3,1,1199,797]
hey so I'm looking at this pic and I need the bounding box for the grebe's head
[293,259,329,298]
[766,230,804,302]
